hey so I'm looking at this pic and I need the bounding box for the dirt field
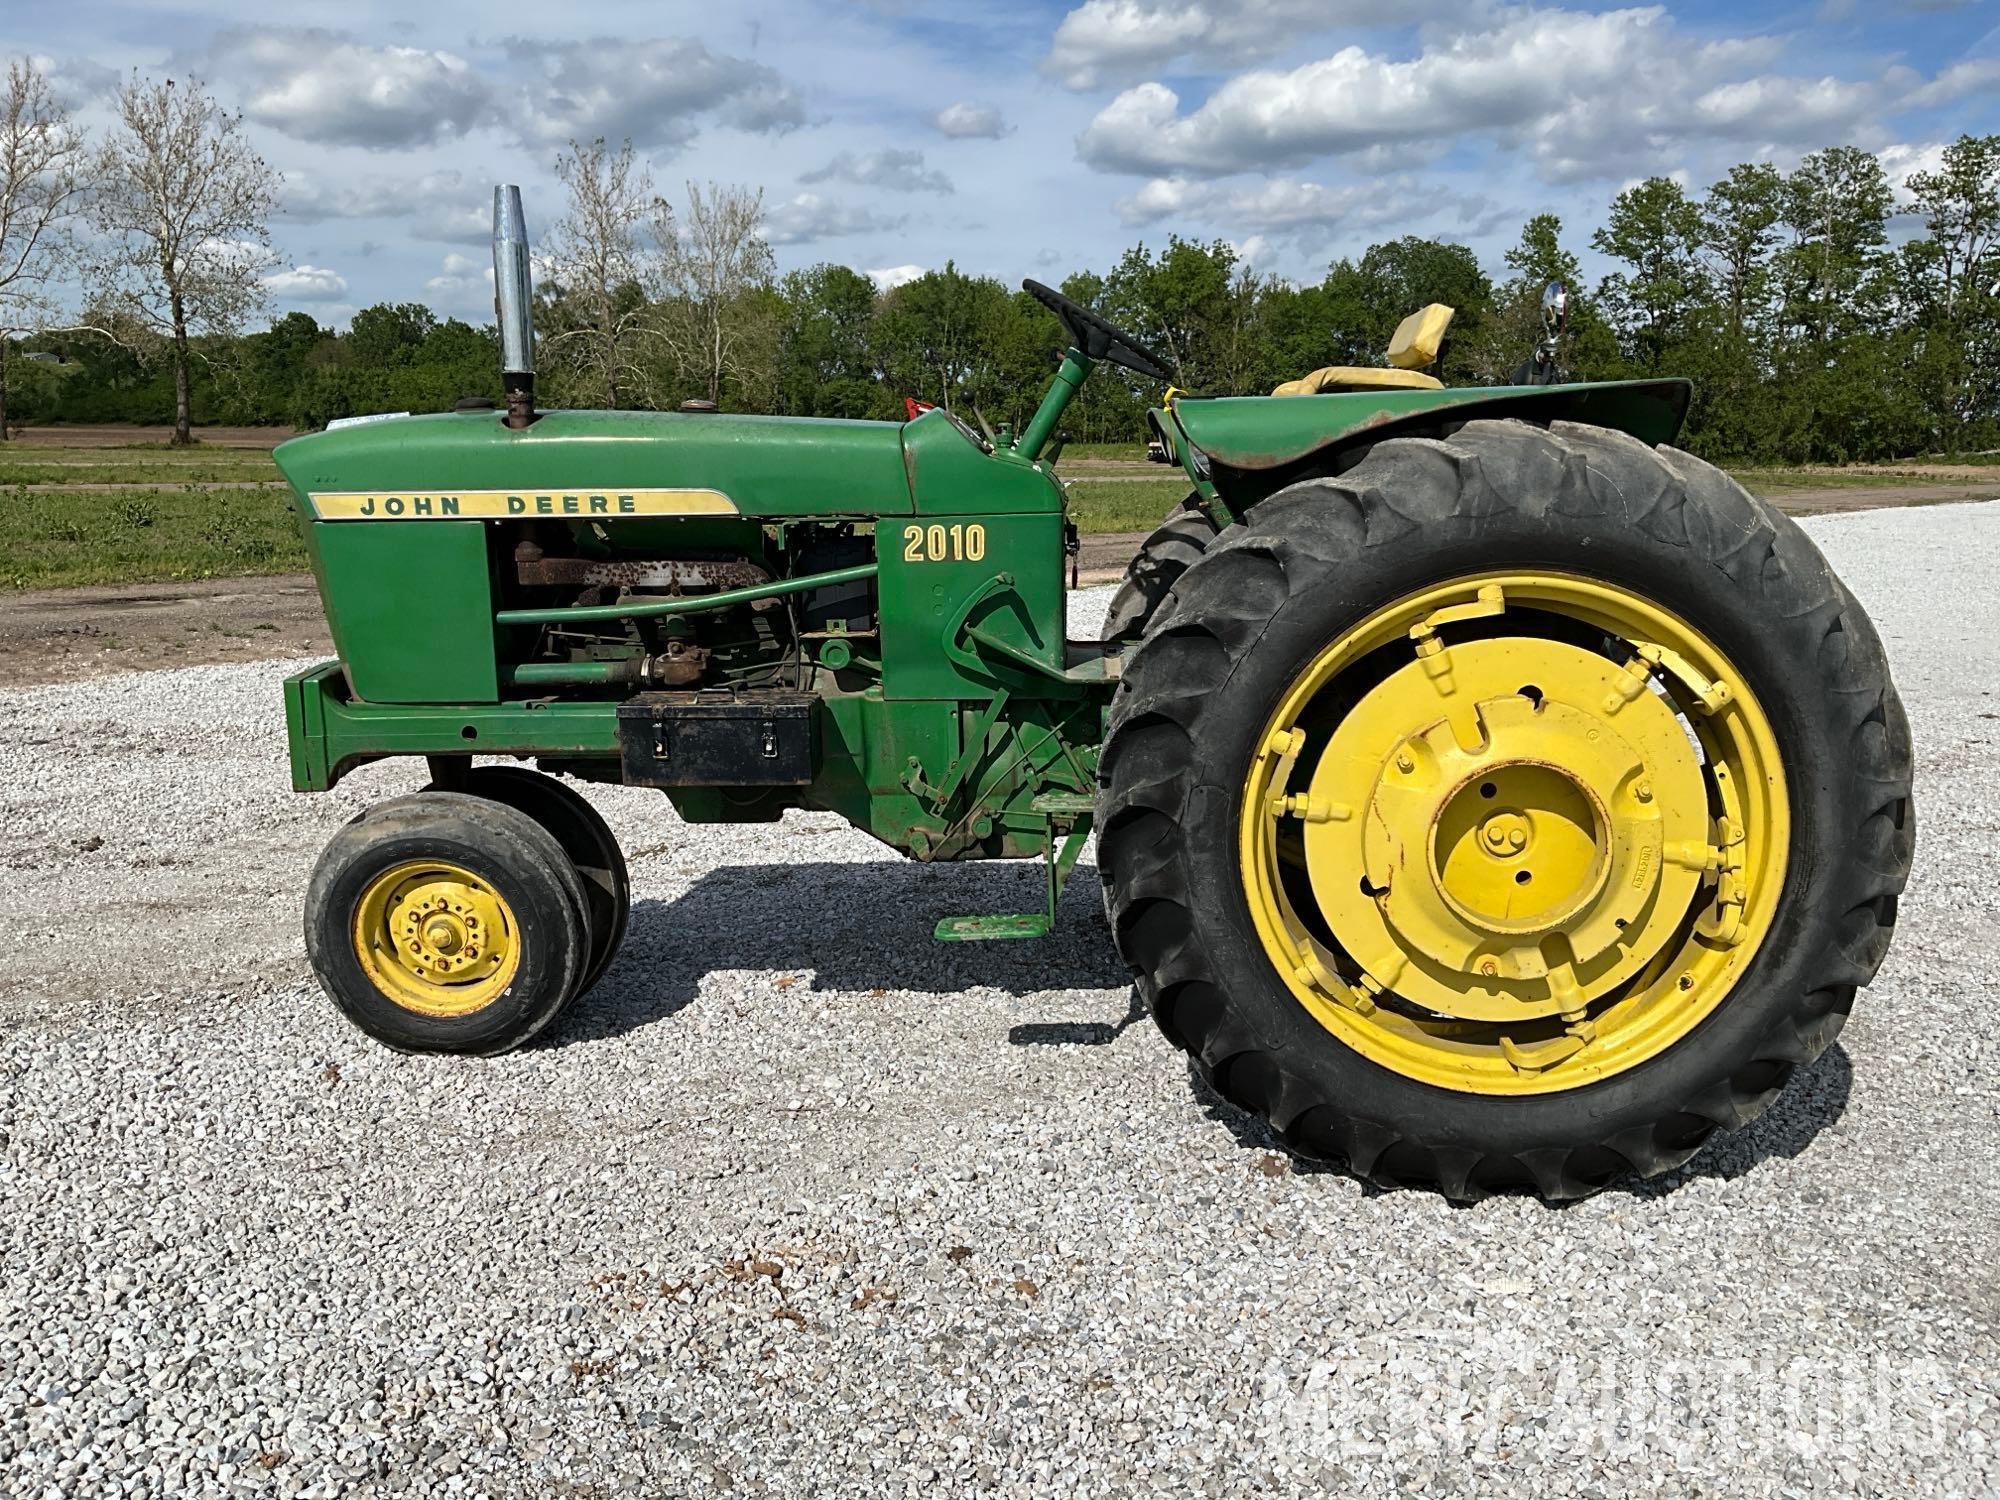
[0,574,330,688]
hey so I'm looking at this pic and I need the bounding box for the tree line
[1,55,1995,462]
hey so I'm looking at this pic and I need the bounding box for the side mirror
[1541,281,1569,338]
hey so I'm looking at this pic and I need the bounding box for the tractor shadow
[544,857,1131,1047]
[1191,1043,1855,1204]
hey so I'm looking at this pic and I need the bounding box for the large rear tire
[1097,419,1913,1199]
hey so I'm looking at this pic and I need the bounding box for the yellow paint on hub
[351,860,521,1017]
[1240,573,1788,1095]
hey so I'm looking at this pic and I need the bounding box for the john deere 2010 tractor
[276,189,1913,1199]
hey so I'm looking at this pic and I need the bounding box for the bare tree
[543,138,667,409]
[88,75,279,445]
[0,59,86,440]
[656,181,776,407]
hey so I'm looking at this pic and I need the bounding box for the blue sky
[5,0,1996,327]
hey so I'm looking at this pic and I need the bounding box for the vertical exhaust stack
[492,185,536,429]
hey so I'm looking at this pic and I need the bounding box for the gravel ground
[2,502,1996,1498]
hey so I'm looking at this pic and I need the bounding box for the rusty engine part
[512,551,773,594]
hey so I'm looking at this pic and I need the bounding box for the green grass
[1727,466,1973,494]
[0,486,305,590]
[1064,479,1189,534]
[0,462,283,487]
[1058,441,1154,464]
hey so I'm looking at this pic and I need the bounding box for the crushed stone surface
[2,503,1996,1496]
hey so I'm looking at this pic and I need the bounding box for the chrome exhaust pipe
[492,185,536,429]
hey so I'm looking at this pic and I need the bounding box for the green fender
[1156,378,1692,511]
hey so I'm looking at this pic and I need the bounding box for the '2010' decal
[902,523,987,563]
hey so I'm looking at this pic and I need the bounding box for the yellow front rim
[1240,572,1788,1095]
[352,860,522,1017]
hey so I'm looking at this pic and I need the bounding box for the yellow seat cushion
[1387,304,1456,370]
[1272,366,1445,396]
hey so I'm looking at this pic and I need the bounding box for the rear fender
[1165,379,1691,511]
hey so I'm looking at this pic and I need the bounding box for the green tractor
[277,188,1913,1199]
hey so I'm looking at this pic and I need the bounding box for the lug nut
[1395,753,1415,773]
[1478,959,1500,977]
[1635,780,1654,803]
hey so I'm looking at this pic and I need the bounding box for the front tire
[306,791,591,1055]
[1098,419,1913,1199]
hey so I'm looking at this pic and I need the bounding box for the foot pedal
[935,913,1052,942]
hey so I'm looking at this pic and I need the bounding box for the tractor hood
[1167,379,1692,478]
[275,407,913,518]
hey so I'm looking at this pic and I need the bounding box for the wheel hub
[1433,760,1605,935]
[1304,638,1708,1024]
[1240,573,1789,1096]
[352,861,520,1016]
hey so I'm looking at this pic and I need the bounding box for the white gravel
[3,502,1997,1498]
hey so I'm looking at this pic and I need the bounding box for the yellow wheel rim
[1240,572,1788,1095]
[351,860,522,1018]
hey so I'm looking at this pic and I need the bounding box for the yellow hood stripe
[308,488,739,520]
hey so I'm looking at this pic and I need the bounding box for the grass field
[1,437,1991,591]
[0,484,305,590]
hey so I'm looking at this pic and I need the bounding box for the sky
[6,0,1998,330]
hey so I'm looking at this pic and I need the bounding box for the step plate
[934,913,1053,942]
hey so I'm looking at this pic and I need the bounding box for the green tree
[345,303,436,368]
[1594,177,1708,370]
[777,263,881,418]
[1100,236,1240,390]
[1700,163,1785,341]
[1779,146,1893,342]
[872,262,1010,414]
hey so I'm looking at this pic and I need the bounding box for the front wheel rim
[1239,572,1788,1096]
[351,860,523,1017]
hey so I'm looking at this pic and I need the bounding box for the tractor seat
[1273,303,1455,396]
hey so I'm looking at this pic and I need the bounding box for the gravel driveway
[3,502,1996,1497]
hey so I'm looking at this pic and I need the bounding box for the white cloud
[1043,0,1456,90]
[1074,6,1977,185]
[280,170,491,246]
[761,193,909,246]
[867,264,926,291]
[1117,174,1504,244]
[423,252,493,314]
[931,102,1010,140]
[1878,141,1949,206]
[27,52,118,108]
[508,36,804,150]
[263,264,349,301]
[201,28,488,148]
[1903,58,2000,110]
[802,149,952,194]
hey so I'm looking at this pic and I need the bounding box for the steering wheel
[1022,279,1172,381]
